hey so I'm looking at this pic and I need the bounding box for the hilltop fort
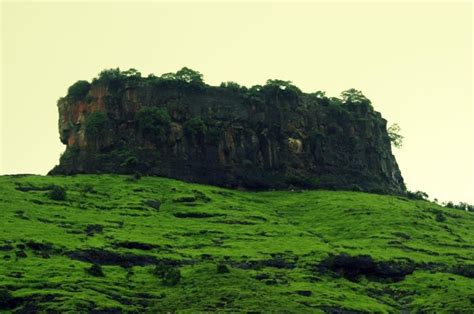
[50,67,405,193]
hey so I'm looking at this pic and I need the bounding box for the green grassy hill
[0,175,472,312]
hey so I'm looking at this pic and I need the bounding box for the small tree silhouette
[388,123,404,148]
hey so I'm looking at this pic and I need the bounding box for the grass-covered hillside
[0,174,472,312]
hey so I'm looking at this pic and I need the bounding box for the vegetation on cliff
[51,67,406,194]
[0,174,472,312]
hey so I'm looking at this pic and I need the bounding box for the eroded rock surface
[50,71,405,193]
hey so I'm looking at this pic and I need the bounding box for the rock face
[50,70,405,193]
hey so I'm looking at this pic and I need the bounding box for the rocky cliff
[49,68,405,193]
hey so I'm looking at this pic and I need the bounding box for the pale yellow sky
[1,2,473,203]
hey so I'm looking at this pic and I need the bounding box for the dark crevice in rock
[113,241,160,251]
[318,253,474,282]
[67,248,187,268]
[317,254,415,282]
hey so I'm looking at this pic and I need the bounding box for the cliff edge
[49,67,405,193]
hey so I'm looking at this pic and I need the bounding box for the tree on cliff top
[388,123,404,148]
[96,68,142,81]
[341,89,370,104]
[341,88,374,107]
[265,80,301,93]
[92,68,142,90]
[122,68,141,79]
[340,89,374,113]
[67,80,91,102]
[220,81,245,92]
[176,67,204,84]
[263,79,302,103]
[96,68,121,82]
[161,67,204,85]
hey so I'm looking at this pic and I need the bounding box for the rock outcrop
[50,68,405,193]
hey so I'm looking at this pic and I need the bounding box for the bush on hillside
[48,185,67,201]
[217,263,230,274]
[86,263,105,277]
[445,201,474,212]
[0,287,13,309]
[153,262,181,286]
[406,190,428,200]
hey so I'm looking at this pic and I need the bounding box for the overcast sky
[1,2,472,204]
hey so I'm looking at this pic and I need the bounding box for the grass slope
[0,174,472,313]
